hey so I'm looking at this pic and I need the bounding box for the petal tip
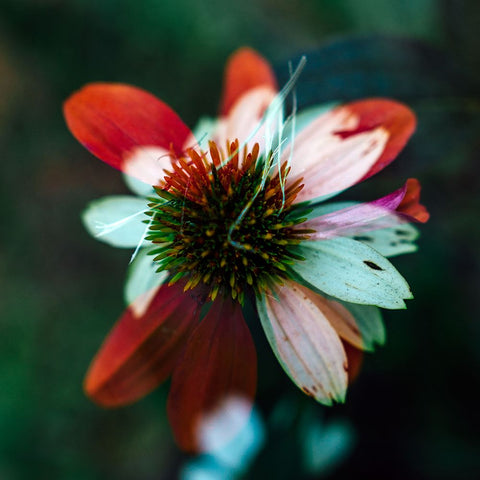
[220,47,277,115]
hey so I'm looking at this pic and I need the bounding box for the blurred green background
[1,0,480,479]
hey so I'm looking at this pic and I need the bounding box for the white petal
[257,281,347,405]
[124,247,168,305]
[293,238,412,309]
[122,172,154,197]
[283,107,389,202]
[123,145,172,187]
[82,195,149,248]
[350,224,419,258]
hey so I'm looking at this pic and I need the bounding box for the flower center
[146,140,312,303]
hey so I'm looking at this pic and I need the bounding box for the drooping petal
[342,342,363,384]
[82,195,149,248]
[84,281,204,407]
[306,295,365,352]
[292,237,412,309]
[312,296,385,352]
[304,181,422,256]
[305,183,409,240]
[124,247,168,305]
[256,281,348,406]
[167,298,257,453]
[220,47,277,115]
[337,302,385,351]
[285,99,416,202]
[63,83,191,184]
[397,178,430,223]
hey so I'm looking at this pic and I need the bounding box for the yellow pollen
[264,189,276,200]
[210,285,219,301]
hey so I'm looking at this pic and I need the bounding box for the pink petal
[213,86,277,154]
[258,281,348,405]
[305,182,409,240]
[64,83,192,184]
[220,47,277,115]
[167,297,257,452]
[122,146,173,186]
[84,281,204,407]
[305,177,429,240]
[308,295,365,351]
[345,99,417,180]
[285,99,416,202]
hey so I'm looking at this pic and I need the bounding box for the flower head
[64,48,428,452]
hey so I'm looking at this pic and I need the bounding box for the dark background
[1,0,480,479]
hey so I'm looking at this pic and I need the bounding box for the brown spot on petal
[353,235,373,242]
[302,387,314,397]
[363,260,384,271]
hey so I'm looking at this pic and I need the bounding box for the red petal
[343,341,363,384]
[84,282,204,407]
[167,297,257,452]
[397,178,430,223]
[336,99,417,181]
[220,47,277,115]
[64,83,191,177]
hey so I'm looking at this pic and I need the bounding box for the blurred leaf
[299,407,355,476]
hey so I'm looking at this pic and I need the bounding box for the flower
[64,48,428,452]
